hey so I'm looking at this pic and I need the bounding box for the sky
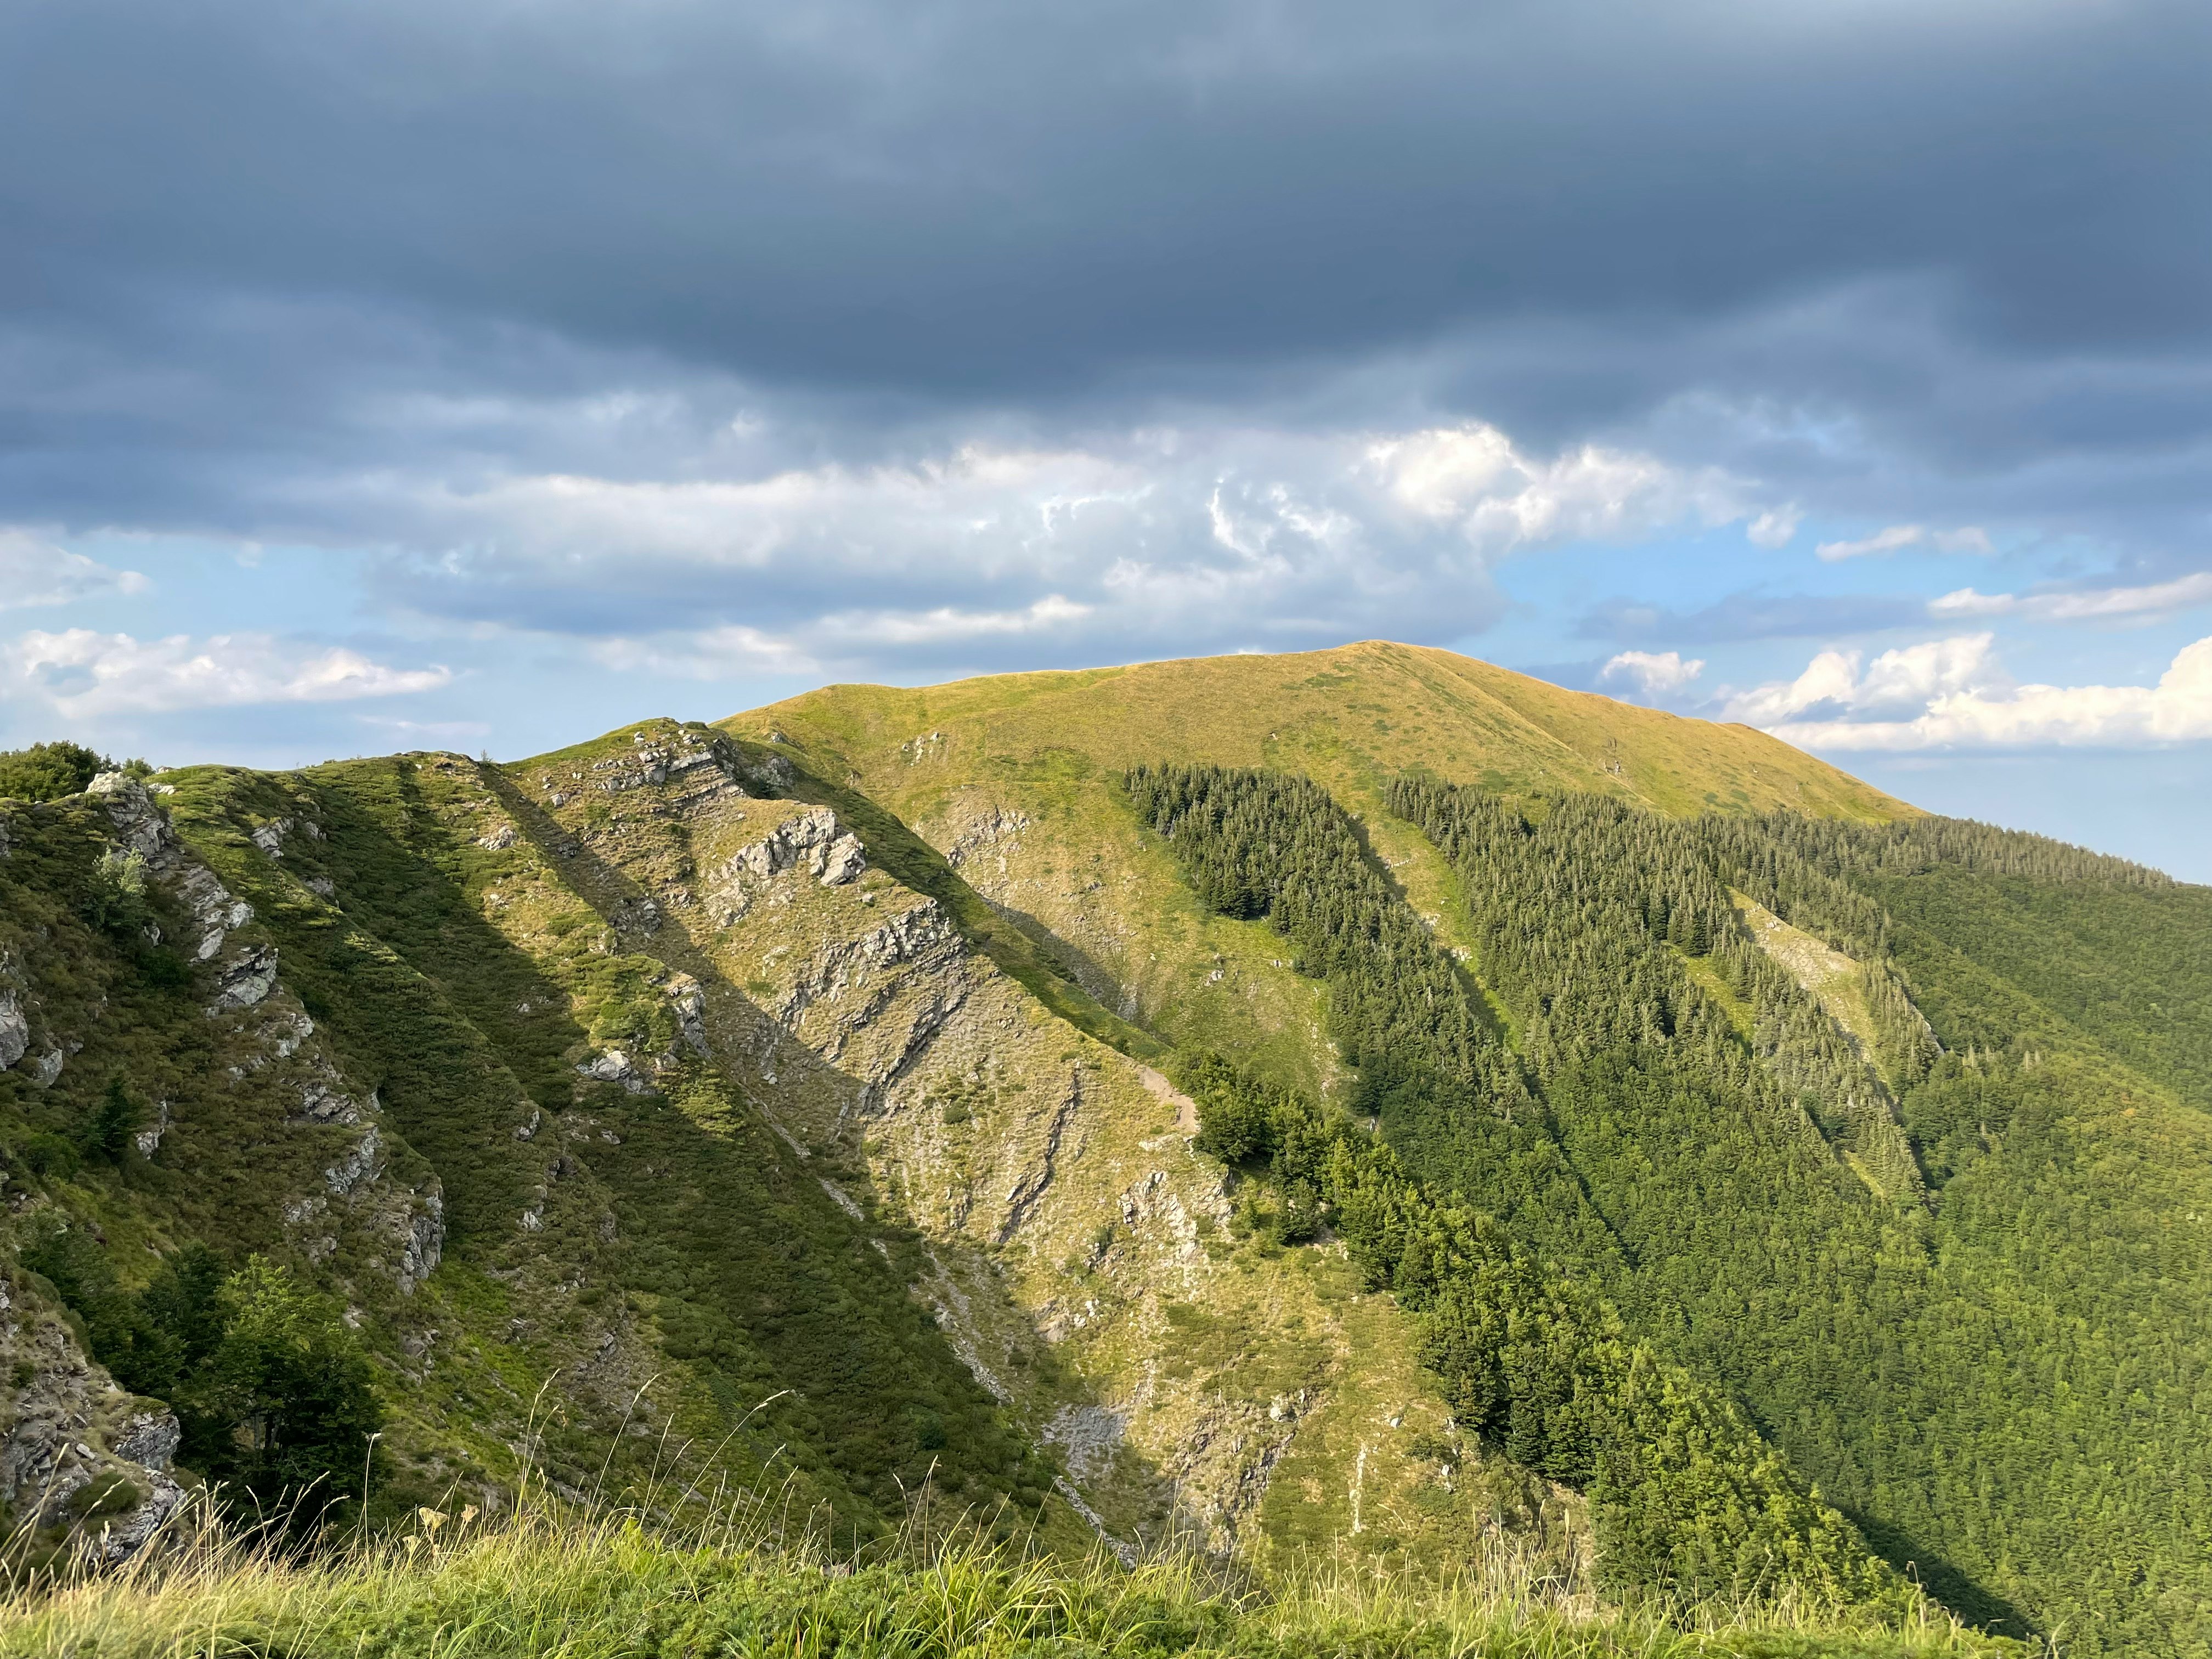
[3,0,2209,879]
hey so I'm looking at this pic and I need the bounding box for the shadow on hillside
[1344,809,1511,1047]
[477,761,1185,1550]
[1852,1512,2039,1645]
[973,893,1130,1014]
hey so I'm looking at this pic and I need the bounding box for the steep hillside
[0,721,1585,1588]
[4,644,2205,1656]
[732,645,2212,1655]
[731,642,1906,1089]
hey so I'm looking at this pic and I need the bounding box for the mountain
[2,642,2206,1654]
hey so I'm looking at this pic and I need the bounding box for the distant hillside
[738,640,1912,821]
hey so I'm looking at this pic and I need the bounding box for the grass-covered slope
[0,1504,2023,1659]
[1,753,1051,1550]
[3,720,1584,1591]
[738,641,1909,822]
[720,642,2208,1652]
[723,641,1906,1102]
[7,643,2205,1654]
[1113,760,2211,1654]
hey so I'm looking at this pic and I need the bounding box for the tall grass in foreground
[0,1490,2032,1659]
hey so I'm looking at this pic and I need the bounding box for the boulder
[0,992,27,1071]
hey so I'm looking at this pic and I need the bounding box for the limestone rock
[87,774,179,866]
[211,947,279,1010]
[132,1098,170,1158]
[0,991,26,1071]
[664,975,709,1056]
[577,1049,652,1093]
[176,865,253,961]
[707,806,867,922]
[112,1412,180,1472]
[324,1126,381,1195]
[397,1190,444,1293]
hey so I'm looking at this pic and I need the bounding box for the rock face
[0,990,26,1070]
[0,718,1559,1578]
[576,1049,652,1093]
[0,1269,187,1564]
[716,806,866,898]
[495,731,1472,1562]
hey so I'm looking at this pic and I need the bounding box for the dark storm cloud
[5,0,2209,404]
[3,0,2211,662]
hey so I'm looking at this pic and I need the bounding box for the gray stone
[211,947,279,1009]
[324,1126,381,1195]
[575,1049,652,1093]
[665,976,709,1056]
[0,992,27,1071]
[112,1412,180,1473]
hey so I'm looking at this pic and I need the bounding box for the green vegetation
[159,748,1062,1532]
[1182,1056,1903,1611]
[20,1232,381,1521]
[0,1500,2017,1659]
[5,646,2208,1658]
[0,743,125,804]
[1130,761,2212,1653]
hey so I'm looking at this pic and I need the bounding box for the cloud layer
[0,531,146,610]
[1732,633,2212,751]
[2,630,451,718]
[353,421,1760,674]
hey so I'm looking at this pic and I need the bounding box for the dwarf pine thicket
[1125,762,2212,1656]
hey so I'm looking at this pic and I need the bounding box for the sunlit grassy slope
[732,641,1912,824]
[722,643,1909,1097]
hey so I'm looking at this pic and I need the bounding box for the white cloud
[1746,505,1802,549]
[1722,634,2005,724]
[816,594,1091,647]
[1601,649,1706,697]
[1814,523,1991,561]
[0,529,149,610]
[2,630,452,715]
[586,596,1093,682]
[1743,633,2212,750]
[357,715,493,743]
[1367,425,1750,553]
[366,421,1767,669]
[1931,569,2212,622]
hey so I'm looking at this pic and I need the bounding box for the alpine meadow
[2,641,2208,1656]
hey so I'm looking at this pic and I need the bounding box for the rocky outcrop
[576,1049,653,1093]
[175,864,254,961]
[211,946,280,1011]
[0,990,26,1071]
[0,1272,187,1562]
[713,808,867,916]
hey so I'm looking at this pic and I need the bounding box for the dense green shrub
[0,742,112,803]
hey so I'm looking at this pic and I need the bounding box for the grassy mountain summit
[2,646,2204,1656]
[738,640,1912,822]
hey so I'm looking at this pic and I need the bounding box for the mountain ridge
[1,645,2204,1654]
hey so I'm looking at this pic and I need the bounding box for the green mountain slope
[735,645,2212,1655]
[0,721,1588,1589]
[2,643,2203,1657]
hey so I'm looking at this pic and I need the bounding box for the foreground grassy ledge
[2,1509,2025,1659]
